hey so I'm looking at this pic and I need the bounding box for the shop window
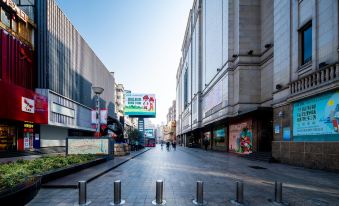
[214,128,225,147]
[1,9,11,28]
[300,22,312,65]
[0,125,17,150]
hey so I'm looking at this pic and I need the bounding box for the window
[1,9,11,28]
[301,22,312,65]
[11,18,17,32]
[184,68,188,109]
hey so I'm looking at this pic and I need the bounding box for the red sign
[0,81,48,124]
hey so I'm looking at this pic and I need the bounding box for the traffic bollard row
[76,179,288,205]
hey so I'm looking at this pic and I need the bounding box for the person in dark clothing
[203,137,209,151]
[166,142,170,151]
[172,142,176,151]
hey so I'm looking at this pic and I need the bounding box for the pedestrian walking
[172,142,176,151]
[203,137,209,151]
[166,142,170,151]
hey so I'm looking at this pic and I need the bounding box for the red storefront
[0,29,48,151]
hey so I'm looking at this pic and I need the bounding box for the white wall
[40,125,68,147]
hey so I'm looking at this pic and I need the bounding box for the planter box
[0,176,41,206]
[41,157,106,183]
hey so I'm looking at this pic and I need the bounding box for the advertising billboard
[293,91,339,141]
[144,129,154,138]
[124,93,156,117]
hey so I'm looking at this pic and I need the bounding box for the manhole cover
[248,165,267,169]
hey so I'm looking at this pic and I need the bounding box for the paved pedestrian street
[28,146,339,206]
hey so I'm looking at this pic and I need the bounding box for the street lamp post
[92,86,104,137]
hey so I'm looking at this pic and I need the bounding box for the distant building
[166,100,176,123]
[115,83,125,120]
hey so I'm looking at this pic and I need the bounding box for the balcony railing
[290,63,339,95]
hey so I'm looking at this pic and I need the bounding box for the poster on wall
[229,120,253,154]
[293,91,339,137]
[283,127,291,141]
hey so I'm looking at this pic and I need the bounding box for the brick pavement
[27,146,339,206]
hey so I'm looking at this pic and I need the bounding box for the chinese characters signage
[293,91,339,136]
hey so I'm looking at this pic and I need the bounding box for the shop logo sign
[22,97,35,113]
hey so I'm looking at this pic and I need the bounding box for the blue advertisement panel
[293,91,339,141]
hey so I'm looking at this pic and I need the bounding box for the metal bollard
[275,181,282,203]
[236,181,244,204]
[110,180,125,205]
[152,180,166,205]
[193,181,207,205]
[78,181,91,206]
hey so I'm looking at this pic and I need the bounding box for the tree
[127,128,141,144]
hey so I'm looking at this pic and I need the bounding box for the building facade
[115,83,125,120]
[35,0,115,147]
[176,0,339,171]
[0,0,48,151]
[272,0,339,171]
[176,0,274,152]
[166,100,176,123]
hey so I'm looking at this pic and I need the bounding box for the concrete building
[35,0,115,147]
[176,0,274,152]
[271,0,339,171]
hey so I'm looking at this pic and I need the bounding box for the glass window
[301,23,312,65]
[214,128,226,146]
[11,18,17,32]
[1,9,11,28]
[184,67,188,108]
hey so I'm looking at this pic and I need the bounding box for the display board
[67,138,111,155]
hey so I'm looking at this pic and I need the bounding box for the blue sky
[56,0,193,125]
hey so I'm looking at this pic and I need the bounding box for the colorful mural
[229,120,253,154]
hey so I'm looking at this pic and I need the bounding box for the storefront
[228,109,273,155]
[213,127,227,151]
[0,81,48,151]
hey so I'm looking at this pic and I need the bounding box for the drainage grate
[248,165,267,169]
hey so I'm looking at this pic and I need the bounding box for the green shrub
[0,154,96,190]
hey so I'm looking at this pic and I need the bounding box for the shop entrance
[0,125,17,150]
